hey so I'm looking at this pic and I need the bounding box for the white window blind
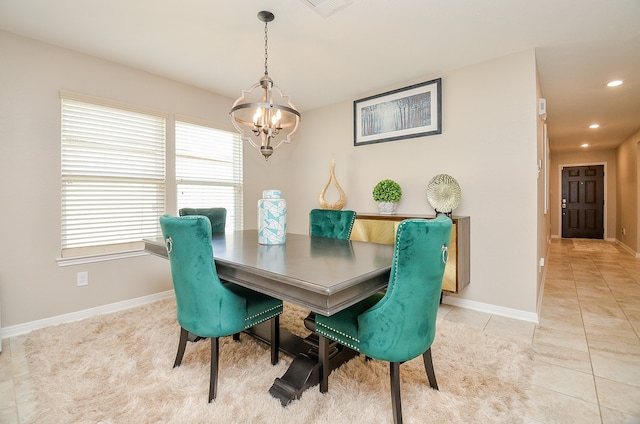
[175,121,243,231]
[61,98,166,257]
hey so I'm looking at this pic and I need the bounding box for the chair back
[179,207,226,235]
[358,217,452,362]
[160,214,246,337]
[309,209,356,240]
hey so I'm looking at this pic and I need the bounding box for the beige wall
[536,71,551,310]
[0,31,542,330]
[0,31,282,328]
[283,50,541,315]
[615,129,640,254]
[549,149,618,240]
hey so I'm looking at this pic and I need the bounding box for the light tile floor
[1,238,639,423]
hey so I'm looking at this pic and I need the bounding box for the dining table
[145,229,394,405]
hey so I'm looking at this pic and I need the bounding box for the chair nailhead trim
[316,323,360,352]
[246,304,282,320]
[244,314,275,328]
[244,305,283,329]
[385,221,406,299]
[348,214,356,237]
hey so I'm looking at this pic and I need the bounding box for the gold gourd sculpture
[318,155,347,210]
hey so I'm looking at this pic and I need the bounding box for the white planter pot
[377,201,398,215]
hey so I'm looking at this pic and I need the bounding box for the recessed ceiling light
[607,80,623,87]
[581,143,589,148]
[589,124,599,129]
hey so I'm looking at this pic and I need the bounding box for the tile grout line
[574,254,604,424]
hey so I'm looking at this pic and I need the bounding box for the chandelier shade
[230,11,301,160]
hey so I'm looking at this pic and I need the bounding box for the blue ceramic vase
[258,189,287,244]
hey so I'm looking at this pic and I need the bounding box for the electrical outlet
[622,228,626,236]
[539,258,545,267]
[77,271,89,286]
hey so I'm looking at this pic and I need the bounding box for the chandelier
[230,11,301,160]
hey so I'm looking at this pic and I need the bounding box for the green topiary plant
[373,179,402,203]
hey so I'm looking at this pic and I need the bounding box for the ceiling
[1,0,639,153]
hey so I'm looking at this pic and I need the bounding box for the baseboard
[616,239,639,258]
[0,290,175,340]
[442,295,539,323]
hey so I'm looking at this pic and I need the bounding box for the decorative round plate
[426,174,461,213]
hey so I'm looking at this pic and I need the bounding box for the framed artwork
[354,78,442,146]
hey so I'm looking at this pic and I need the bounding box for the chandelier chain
[263,21,269,75]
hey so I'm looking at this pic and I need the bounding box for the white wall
[281,50,540,316]
[0,31,541,331]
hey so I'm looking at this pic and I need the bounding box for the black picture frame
[354,78,442,146]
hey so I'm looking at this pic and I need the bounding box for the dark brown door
[561,165,604,239]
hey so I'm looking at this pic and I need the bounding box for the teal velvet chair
[315,217,452,424]
[179,207,226,235]
[160,214,283,402]
[306,209,357,324]
[309,209,356,239]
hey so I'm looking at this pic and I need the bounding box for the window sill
[56,250,149,267]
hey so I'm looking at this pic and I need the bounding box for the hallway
[527,238,640,422]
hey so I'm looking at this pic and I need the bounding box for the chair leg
[318,335,329,393]
[174,327,189,368]
[209,337,219,403]
[271,315,280,365]
[390,362,403,424]
[422,347,438,390]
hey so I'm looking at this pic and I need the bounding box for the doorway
[561,165,604,239]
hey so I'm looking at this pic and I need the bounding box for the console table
[350,213,470,293]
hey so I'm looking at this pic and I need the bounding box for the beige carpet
[25,299,533,423]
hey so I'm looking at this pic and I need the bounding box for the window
[61,97,166,258]
[175,121,243,231]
